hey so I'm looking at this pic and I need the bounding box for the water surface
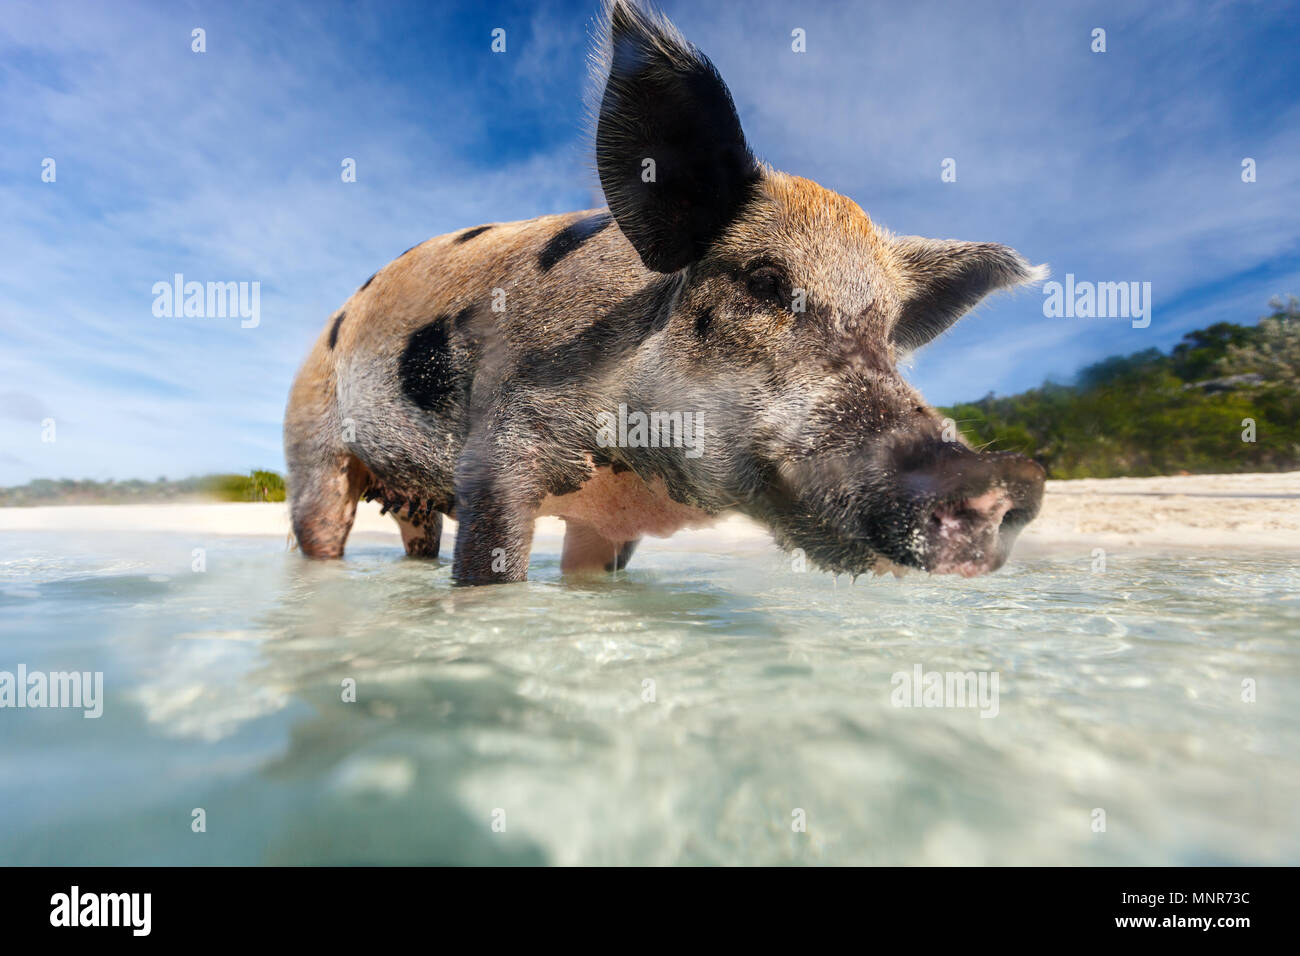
[2,529,1297,865]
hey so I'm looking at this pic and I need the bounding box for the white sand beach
[1,472,1296,557]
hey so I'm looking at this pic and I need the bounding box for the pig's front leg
[451,435,541,585]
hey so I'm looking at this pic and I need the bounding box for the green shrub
[939,298,1300,479]
[202,470,287,502]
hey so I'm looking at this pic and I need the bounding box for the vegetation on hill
[940,296,1300,478]
[0,470,286,507]
[206,470,287,503]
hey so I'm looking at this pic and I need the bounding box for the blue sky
[1,0,1296,484]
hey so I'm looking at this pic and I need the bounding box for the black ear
[891,238,1048,351]
[595,0,761,273]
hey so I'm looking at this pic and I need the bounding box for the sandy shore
[1,473,1297,556]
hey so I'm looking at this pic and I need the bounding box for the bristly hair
[889,237,1051,352]
[581,0,762,271]
[580,0,690,185]
[583,0,703,117]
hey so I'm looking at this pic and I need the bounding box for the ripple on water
[0,531,1296,865]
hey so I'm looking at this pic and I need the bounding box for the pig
[284,0,1047,585]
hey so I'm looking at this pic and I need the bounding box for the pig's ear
[891,238,1048,351]
[594,0,761,273]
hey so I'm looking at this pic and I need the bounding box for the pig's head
[593,1,1046,577]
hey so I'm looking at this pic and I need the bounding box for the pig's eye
[745,266,788,305]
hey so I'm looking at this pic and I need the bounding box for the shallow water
[1,528,1297,865]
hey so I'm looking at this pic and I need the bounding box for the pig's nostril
[1000,506,1032,533]
[902,453,1041,576]
[928,503,958,525]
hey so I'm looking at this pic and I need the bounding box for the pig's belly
[537,466,717,542]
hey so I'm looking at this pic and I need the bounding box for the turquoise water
[1,528,1297,865]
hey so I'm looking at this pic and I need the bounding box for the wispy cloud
[0,0,593,483]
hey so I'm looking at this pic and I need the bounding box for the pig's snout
[923,485,1033,576]
[881,442,1045,576]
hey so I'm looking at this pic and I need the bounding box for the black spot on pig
[455,225,492,243]
[538,212,613,271]
[694,306,713,339]
[520,275,681,385]
[547,474,586,497]
[360,273,376,291]
[450,304,493,356]
[399,319,462,412]
[328,312,346,349]
[452,305,476,331]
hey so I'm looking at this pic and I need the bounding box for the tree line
[940,296,1300,478]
